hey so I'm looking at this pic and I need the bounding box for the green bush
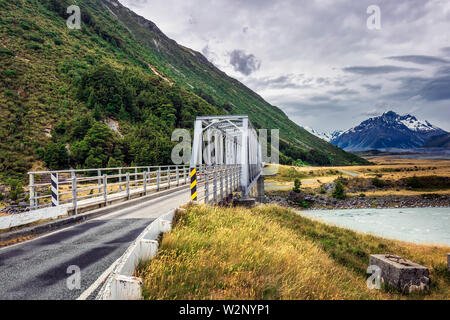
[372,177,385,188]
[293,178,301,193]
[405,175,450,190]
[332,181,346,200]
[7,178,24,202]
[39,142,69,170]
[0,46,13,55]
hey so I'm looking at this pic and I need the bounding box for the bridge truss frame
[189,115,262,200]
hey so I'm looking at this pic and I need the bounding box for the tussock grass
[135,204,450,300]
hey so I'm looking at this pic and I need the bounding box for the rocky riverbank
[266,191,450,210]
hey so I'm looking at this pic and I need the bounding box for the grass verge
[135,204,450,300]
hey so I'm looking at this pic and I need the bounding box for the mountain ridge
[331,111,447,151]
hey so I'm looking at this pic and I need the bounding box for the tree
[332,180,346,199]
[40,142,69,170]
[293,178,301,193]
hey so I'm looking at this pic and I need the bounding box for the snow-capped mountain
[330,111,447,151]
[302,126,343,142]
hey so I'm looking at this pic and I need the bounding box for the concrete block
[139,239,158,261]
[369,254,430,293]
[110,274,143,300]
[233,198,256,208]
[0,206,67,230]
[159,219,172,233]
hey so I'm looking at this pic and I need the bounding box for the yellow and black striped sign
[190,167,197,201]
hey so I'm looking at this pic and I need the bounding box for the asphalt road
[0,188,190,300]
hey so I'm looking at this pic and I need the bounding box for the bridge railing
[190,165,241,204]
[28,165,190,213]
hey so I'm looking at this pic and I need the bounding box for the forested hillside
[0,0,367,182]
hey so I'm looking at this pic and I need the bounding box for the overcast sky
[119,0,450,133]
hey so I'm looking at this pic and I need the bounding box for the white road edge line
[77,257,121,300]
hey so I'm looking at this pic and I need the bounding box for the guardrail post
[157,167,161,191]
[219,167,223,201]
[213,170,217,204]
[143,171,147,195]
[176,166,180,186]
[119,168,122,192]
[29,173,35,209]
[230,166,233,192]
[72,171,77,215]
[126,172,130,200]
[205,168,209,204]
[51,173,59,207]
[225,167,229,198]
[97,169,102,194]
[103,174,107,204]
[135,168,138,187]
[167,167,171,188]
[183,166,186,184]
[190,167,197,202]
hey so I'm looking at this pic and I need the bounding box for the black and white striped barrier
[51,173,58,207]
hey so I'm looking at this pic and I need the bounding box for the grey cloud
[436,66,450,75]
[229,50,261,76]
[328,88,358,96]
[363,84,382,91]
[122,0,149,8]
[420,76,450,101]
[390,75,450,102]
[386,55,449,65]
[309,95,335,102]
[441,47,450,56]
[246,74,310,90]
[343,65,422,75]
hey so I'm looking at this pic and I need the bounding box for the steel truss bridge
[25,115,263,212]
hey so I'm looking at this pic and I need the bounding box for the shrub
[0,46,14,55]
[5,69,16,76]
[319,187,326,194]
[335,176,349,186]
[7,179,24,202]
[332,181,346,199]
[39,142,69,170]
[293,178,301,193]
[405,176,450,190]
[301,201,309,208]
[372,177,385,188]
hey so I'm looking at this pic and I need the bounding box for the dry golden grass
[136,204,450,300]
[0,235,36,247]
[266,157,450,195]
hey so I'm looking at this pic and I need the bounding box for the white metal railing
[191,165,241,204]
[28,165,190,213]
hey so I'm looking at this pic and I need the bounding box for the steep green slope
[0,0,366,180]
